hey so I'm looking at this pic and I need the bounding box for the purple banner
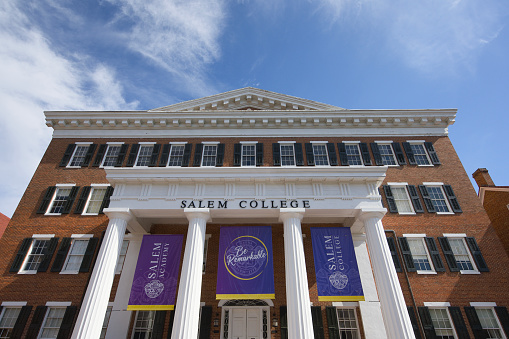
[127,234,183,310]
[311,227,364,301]
[216,226,275,299]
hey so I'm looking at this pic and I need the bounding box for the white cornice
[45,108,456,138]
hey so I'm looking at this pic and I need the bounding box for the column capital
[279,208,305,222]
[103,208,133,223]
[358,208,387,222]
[184,208,211,222]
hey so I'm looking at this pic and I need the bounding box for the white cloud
[0,1,137,217]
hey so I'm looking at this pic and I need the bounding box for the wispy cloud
[0,1,137,217]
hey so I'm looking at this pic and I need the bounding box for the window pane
[100,307,112,339]
[102,145,120,167]
[427,186,450,213]
[449,239,474,270]
[40,308,66,339]
[69,146,88,167]
[280,145,295,166]
[23,239,49,271]
[85,188,107,214]
[168,145,185,166]
[313,144,329,166]
[429,308,455,339]
[202,145,217,167]
[378,144,397,165]
[475,309,503,339]
[408,239,432,271]
[391,187,413,213]
[345,144,362,165]
[63,239,89,271]
[336,308,359,339]
[410,144,430,165]
[242,145,256,166]
[0,307,21,339]
[136,145,153,166]
[115,240,129,274]
[49,188,71,214]
[133,311,155,339]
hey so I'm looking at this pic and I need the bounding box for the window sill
[60,271,79,275]
[416,164,434,167]
[81,213,100,216]
[398,212,416,215]
[44,213,62,216]
[416,271,437,275]
[460,270,480,275]
[436,212,455,215]
[18,271,37,275]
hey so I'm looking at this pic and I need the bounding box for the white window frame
[388,183,415,215]
[423,182,454,215]
[310,141,330,167]
[45,184,76,216]
[82,184,110,215]
[115,239,130,274]
[424,302,458,339]
[404,234,436,274]
[131,310,155,339]
[334,306,361,338]
[134,142,156,167]
[18,234,56,274]
[343,141,364,166]
[240,141,257,167]
[100,304,113,339]
[0,302,26,338]
[470,303,507,339]
[38,302,71,339]
[167,142,187,167]
[406,140,433,166]
[201,142,219,167]
[100,142,124,168]
[375,141,399,166]
[60,234,93,274]
[443,234,479,274]
[279,141,296,167]
[66,142,92,168]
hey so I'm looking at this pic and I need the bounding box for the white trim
[240,141,257,144]
[406,140,426,143]
[75,142,93,145]
[1,301,27,306]
[443,233,467,238]
[422,182,444,186]
[55,183,76,187]
[332,302,359,307]
[403,234,427,238]
[200,302,206,307]
[278,140,296,144]
[387,182,409,186]
[33,234,55,238]
[310,141,328,144]
[138,142,156,145]
[202,141,220,144]
[217,299,274,307]
[106,141,124,145]
[170,141,187,145]
[343,140,361,144]
[71,234,94,238]
[375,140,394,143]
[90,183,111,187]
[45,301,72,307]
[424,302,451,307]
[470,302,497,307]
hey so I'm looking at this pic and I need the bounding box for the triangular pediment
[149,87,344,112]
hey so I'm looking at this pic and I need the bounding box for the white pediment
[149,87,345,112]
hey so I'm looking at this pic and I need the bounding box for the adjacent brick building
[1,88,508,339]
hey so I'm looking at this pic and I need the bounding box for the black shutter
[27,306,47,338]
[182,144,192,167]
[11,305,33,339]
[166,310,175,339]
[198,306,212,339]
[419,185,436,213]
[387,237,402,272]
[443,185,462,213]
[61,186,79,214]
[74,186,91,214]
[159,144,171,167]
[325,306,340,339]
[38,237,59,272]
[466,237,489,272]
[449,307,470,339]
[311,306,325,339]
[425,237,445,272]
[337,143,348,166]
[193,144,203,166]
[233,143,242,166]
[60,144,76,167]
[93,144,107,167]
[126,144,140,167]
[464,307,486,339]
[305,143,315,166]
[37,186,56,214]
[152,311,167,339]
[82,144,96,167]
[295,143,304,166]
[327,143,338,166]
[398,237,417,272]
[115,144,129,167]
[10,238,33,272]
[393,142,407,165]
[495,307,509,337]
[99,186,114,214]
[256,143,264,166]
[148,144,161,167]
[370,143,383,165]
[424,142,441,165]
[383,185,398,213]
[79,237,98,272]
[408,185,424,213]
[403,142,417,165]
[408,306,423,339]
[438,237,460,272]
[418,307,436,339]
[360,143,372,165]
[56,306,77,339]
[51,238,72,272]
[280,306,288,339]
[216,144,225,167]
[272,143,281,166]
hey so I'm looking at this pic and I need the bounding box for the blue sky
[1,0,508,218]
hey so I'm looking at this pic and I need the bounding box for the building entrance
[231,308,261,339]
[220,300,270,339]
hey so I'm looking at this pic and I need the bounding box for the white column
[71,208,132,339]
[279,208,314,339]
[360,209,416,339]
[171,208,210,339]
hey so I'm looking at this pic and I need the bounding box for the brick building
[0,213,9,239]
[1,87,509,339]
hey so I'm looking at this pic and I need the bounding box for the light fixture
[214,313,219,327]
[272,313,278,327]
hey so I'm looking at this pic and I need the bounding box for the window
[102,145,121,167]
[336,308,360,338]
[429,308,456,339]
[468,305,507,339]
[377,143,397,165]
[345,144,363,165]
[311,144,329,166]
[115,240,129,274]
[383,184,423,214]
[439,235,488,273]
[203,235,211,273]
[45,185,79,215]
[100,306,113,339]
[74,185,113,215]
[280,144,295,166]
[10,235,57,274]
[193,143,225,167]
[305,142,338,166]
[132,311,155,339]
[448,238,475,271]
[399,236,445,274]
[419,184,461,214]
[68,145,90,167]
[427,186,451,213]
[21,238,54,273]
[39,307,66,339]
[272,142,304,166]
[410,143,431,165]
[60,143,96,168]
[168,144,185,166]
[136,145,154,167]
[84,187,107,214]
[0,307,21,338]
[407,238,433,271]
[403,141,440,166]
[202,145,218,167]
[241,144,256,167]
[61,236,92,273]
